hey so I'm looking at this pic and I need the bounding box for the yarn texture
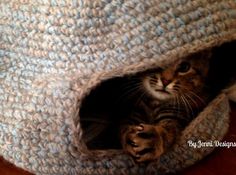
[0,0,235,174]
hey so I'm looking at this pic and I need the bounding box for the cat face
[142,51,211,101]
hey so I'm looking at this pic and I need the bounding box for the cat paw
[121,124,164,162]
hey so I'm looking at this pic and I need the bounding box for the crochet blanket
[0,0,236,174]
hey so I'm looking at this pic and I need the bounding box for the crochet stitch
[0,0,235,174]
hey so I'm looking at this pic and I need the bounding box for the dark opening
[79,75,141,149]
[79,41,236,150]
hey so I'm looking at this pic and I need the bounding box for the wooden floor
[0,102,236,175]
[0,157,32,175]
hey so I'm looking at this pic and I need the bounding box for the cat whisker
[187,90,207,106]
[180,94,195,119]
[182,93,204,120]
[118,79,141,90]
[134,89,147,107]
[180,87,207,106]
[184,93,198,108]
[118,83,141,95]
[175,95,181,118]
[115,82,143,104]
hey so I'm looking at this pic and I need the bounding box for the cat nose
[161,78,171,87]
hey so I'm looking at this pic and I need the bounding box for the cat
[119,50,213,162]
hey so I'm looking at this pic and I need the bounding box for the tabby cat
[80,50,214,162]
[119,50,213,162]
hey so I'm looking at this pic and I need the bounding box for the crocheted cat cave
[0,0,235,174]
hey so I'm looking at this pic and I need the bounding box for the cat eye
[177,61,191,73]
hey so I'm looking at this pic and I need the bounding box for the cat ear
[199,49,212,59]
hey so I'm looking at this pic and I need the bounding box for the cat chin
[143,79,172,101]
[143,78,173,101]
[149,90,172,101]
